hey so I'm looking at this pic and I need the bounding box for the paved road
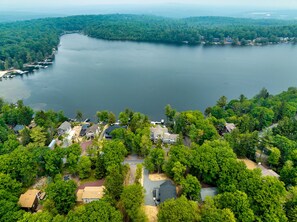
[143,169,166,206]
[123,154,144,165]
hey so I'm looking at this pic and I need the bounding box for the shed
[200,187,218,202]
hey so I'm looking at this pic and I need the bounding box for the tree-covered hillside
[1,14,297,70]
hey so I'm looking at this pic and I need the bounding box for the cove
[1,33,297,120]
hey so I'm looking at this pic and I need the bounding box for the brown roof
[18,189,40,208]
[82,186,105,199]
[76,189,84,202]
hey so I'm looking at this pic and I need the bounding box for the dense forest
[1,14,297,70]
[1,87,297,221]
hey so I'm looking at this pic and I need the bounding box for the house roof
[58,121,71,131]
[77,186,105,200]
[73,126,82,137]
[200,187,218,201]
[240,159,280,178]
[18,189,40,208]
[150,125,168,137]
[86,124,99,134]
[81,123,90,130]
[225,123,236,132]
[163,133,178,141]
[159,180,176,203]
[48,139,56,149]
[76,189,84,202]
[258,165,280,178]
[13,125,25,132]
[105,125,126,135]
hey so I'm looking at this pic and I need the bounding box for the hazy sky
[1,0,297,9]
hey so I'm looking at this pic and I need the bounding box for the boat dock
[0,71,8,78]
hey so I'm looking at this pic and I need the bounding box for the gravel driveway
[143,169,166,206]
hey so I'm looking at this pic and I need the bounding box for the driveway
[123,154,144,165]
[123,155,144,185]
[143,169,166,206]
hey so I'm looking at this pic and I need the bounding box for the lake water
[1,33,297,120]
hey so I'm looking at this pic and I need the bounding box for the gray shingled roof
[200,187,218,201]
[159,180,176,203]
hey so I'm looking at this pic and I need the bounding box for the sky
[1,0,297,9]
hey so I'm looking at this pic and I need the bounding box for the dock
[0,71,8,78]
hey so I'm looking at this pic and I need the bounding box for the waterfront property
[58,121,72,136]
[104,124,126,139]
[86,124,100,139]
[150,125,178,144]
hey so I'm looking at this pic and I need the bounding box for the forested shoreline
[1,87,297,221]
[1,14,297,71]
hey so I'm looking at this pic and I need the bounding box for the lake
[1,33,297,120]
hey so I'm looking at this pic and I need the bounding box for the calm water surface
[1,34,297,119]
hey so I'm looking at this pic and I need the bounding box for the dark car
[153,188,160,201]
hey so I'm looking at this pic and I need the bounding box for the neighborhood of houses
[15,118,279,220]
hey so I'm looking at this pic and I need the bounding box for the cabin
[18,189,41,212]
[86,124,100,139]
[150,125,178,144]
[58,121,71,136]
[76,186,105,204]
[159,181,177,203]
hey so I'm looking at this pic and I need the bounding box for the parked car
[153,188,160,201]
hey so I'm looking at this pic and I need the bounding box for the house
[225,123,236,133]
[79,123,90,137]
[18,189,41,212]
[104,124,126,139]
[150,125,178,144]
[13,125,25,134]
[200,187,218,202]
[76,186,105,203]
[159,181,177,203]
[86,124,100,139]
[58,121,71,136]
